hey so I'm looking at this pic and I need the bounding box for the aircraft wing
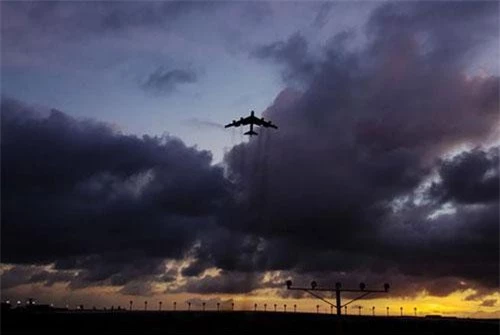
[224,119,242,128]
[259,118,278,129]
[225,113,278,129]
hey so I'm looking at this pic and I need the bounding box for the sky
[1,1,499,318]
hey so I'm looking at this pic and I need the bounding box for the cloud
[178,271,265,295]
[479,299,497,307]
[0,265,75,290]
[119,281,155,297]
[252,32,318,84]
[382,200,499,290]
[1,2,219,42]
[219,1,499,291]
[1,97,230,287]
[312,2,334,29]
[1,2,222,71]
[141,67,198,95]
[430,147,499,204]
[2,1,499,299]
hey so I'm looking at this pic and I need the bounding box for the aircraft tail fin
[244,130,258,136]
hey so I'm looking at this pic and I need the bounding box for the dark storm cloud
[1,1,218,44]
[252,32,318,83]
[366,1,499,65]
[2,1,500,299]
[1,98,230,287]
[62,253,167,289]
[178,271,265,295]
[181,258,211,277]
[141,67,198,95]
[216,0,499,293]
[430,147,499,204]
[119,281,155,297]
[0,265,75,289]
[464,290,494,302]
[28,269,75,287]
[312,2,334,29]
[479,299,497,307]
[99,2,218,32]
[382,200,499,290]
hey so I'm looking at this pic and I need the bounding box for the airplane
[224,110,278,136]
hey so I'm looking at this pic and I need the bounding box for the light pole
[285,280,390,316]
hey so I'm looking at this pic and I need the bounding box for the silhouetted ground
[2,310,498,335]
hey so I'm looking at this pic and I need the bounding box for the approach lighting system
[311,281,318,290]
[286,280,390,316]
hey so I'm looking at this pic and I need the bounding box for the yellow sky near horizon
[3,283,499,319]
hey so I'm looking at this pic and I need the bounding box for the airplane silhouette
[224,110,278,136]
